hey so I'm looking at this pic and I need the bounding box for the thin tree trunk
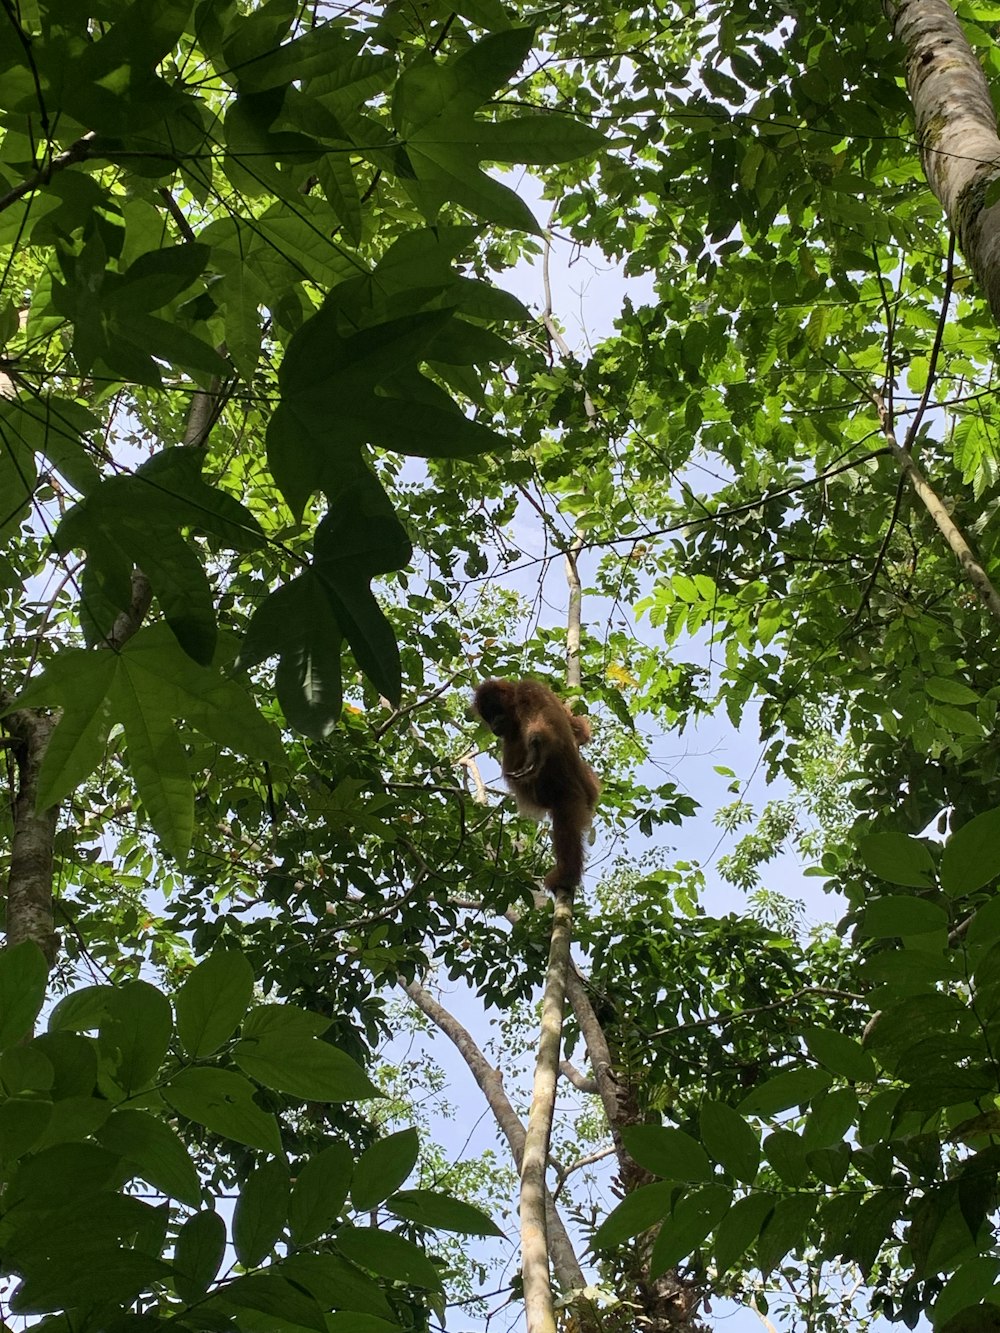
[2,705,58,964]
[400,979,594,1310]
[520,886,574,1333]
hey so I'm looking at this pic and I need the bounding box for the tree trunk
[884,0,1000,324]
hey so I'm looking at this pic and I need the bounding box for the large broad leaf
[97,1109,201,1206]
[621,1124,713,1182]
[738,1068,832,1116]
[215,1272,326,1332]
[240,467,411,727]
[858,832,936,888]
[175,951,255,1059]
[233,1157,290,1267]
[288,1142,354,1246]
[648,1185,732,1277]
[335,1226,444,1290]
[0,943,49,1050]
[174,1210,227,1304]
[351,1129,419,1211]
[714,1193,776,1274]
[268,307,511,514]
[591,1181,675,1249]
[391,29,604,231]
[240,574,345,739]
[163,1068,281,1153]
[55,448,265,663]
[12,625,282,857]
[859,896,948,939]
[282,1252,395,1319]
[100,982,172,1096]
[386,1190,504,1238]
[699,1101,760,1184]
[232,1031,380,1102]
[941,807,1000,895]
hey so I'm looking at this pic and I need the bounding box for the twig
[0,133,95,214]
[645,986,866,1040]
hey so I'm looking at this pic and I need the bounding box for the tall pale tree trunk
[884,0,1000,323]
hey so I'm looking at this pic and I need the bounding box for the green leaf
[934,1258,1000,1328]
[176,951,255,1058]
[269,307,511,513]
[240,575,344,738]
[699,1101,760,1184]
[479,114,606,164]
[763,1129,809,1186]
[860,895,949,938]
[649,1184,732,1276]
[804,1027,877,1082]
[715,1192,776,1273]
[234,1157,290,1267]
[101,981,172,1095]
[97,1109,201,1205]
[174,1209,227,1303]
[107,243,211,313]
[352,1128,419,1210]
[289,1141,354,1246]
[620,1125,712,1182]
[283,1252,395,1319]
[756,1195,816,1275]
[591,1181,675,1248]
[335,1225,444,1290]
[326,1317,405,1333]
[857,832,936,888]
[163,1068,281,1153]
[116,673,194,858]
[941,807,1000,894]
[233,1032,381,1101]
[216,1271,327,1332]
[925,677,981,706]
[0,943,48,1049]
[386,1189,504,1237]
[0,1098,52,1163]
[738,1068,832,1116]
[12,652,117,807]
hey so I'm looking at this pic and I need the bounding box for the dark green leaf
[857,832,936,888]
[0,943,48,1050]
[715,1193,775,1273]
[738,1068,832,1116]
[352,1128,419,1211]
[649,1185,732,1276]
[621,1125,712,1182]
[233,1032,380,1102]
[216,1271,326,1332]
[176,951,255,1058]
[386,1189,504,1237]
[101,981,172,1095]
[163,1068,281,1153]
[289,1141,354,1246]
[234,1157,290,1266]
[699,1101,760,1183]
[97,1109,201,1205]
[804,1027,877,1082]
[941,807,1000,894]
[755,1195,817,1275]
[283,1252,395,1319]
[335,1225,444,1290]
[591,1181,675,1248]
[860,896,948,938]
[174,1209,227,1303]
